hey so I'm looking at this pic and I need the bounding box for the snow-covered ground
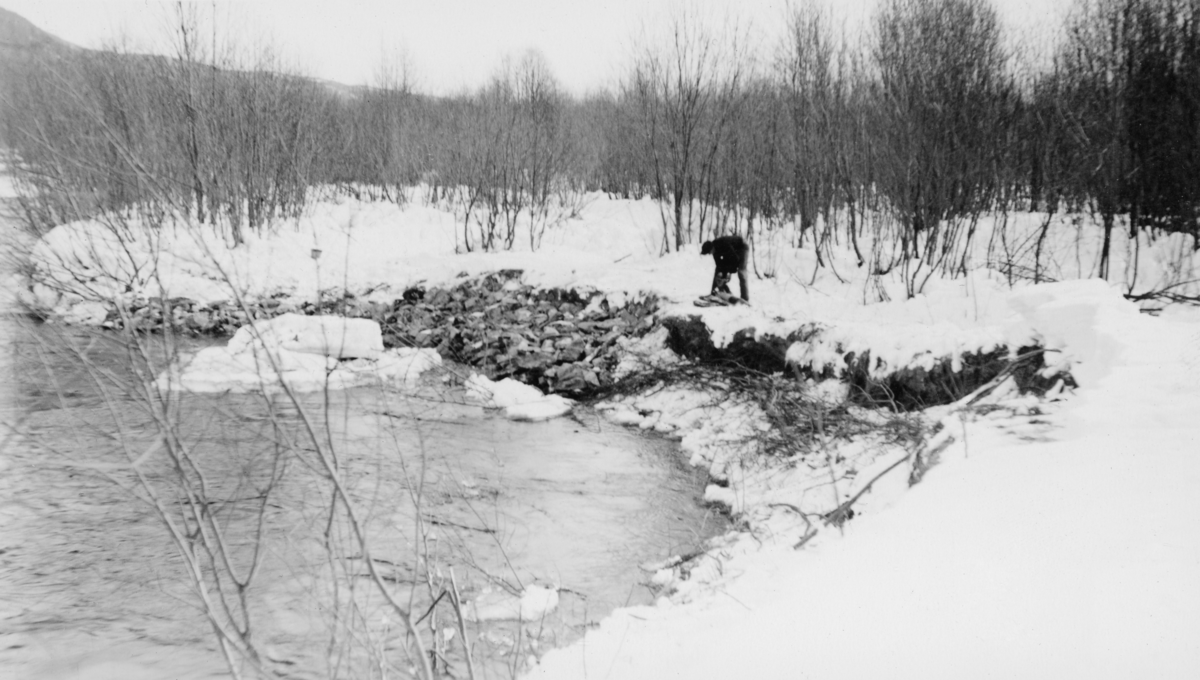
[19,191,1200,376]
[12,189,1200,678]
[532,281,1200,679]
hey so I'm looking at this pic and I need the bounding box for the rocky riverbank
[56,270,661,398]
[22,268,1070,407]
[378,270,662,395]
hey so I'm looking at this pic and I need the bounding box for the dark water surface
[0,213,722,679]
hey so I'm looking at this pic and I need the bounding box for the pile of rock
[135,297,249,334]
[380,272,659,396]
[100,295,351,336]
[65,271,661,398]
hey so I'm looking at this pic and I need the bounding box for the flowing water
[0,203,724,679]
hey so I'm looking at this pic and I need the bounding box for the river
[0,199,724,679]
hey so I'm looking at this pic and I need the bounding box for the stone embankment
[72,270,660,398]
[42,270,1068,405]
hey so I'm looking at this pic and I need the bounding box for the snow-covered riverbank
[11,190,1200,678]
[532,282,1200,680]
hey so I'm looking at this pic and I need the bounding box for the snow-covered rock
[228,313,383,360]
[1007,278,1139,388]
[156,315,437,393]
[464,373,574,421]
[61,300,108,326]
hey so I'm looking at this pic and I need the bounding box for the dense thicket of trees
[1053,0,1200,277]
[3,0,1199,275]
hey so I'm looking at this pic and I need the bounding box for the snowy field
[11,190,1200,678]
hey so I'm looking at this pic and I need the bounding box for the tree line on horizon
[1,0,1197,285]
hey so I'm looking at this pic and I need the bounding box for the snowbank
[156,315,439,393]
[528,281,1200,680]
[18,195,667,316]
[228,313,383,360]
[464,373,574,421]
[1006,278,1140,387]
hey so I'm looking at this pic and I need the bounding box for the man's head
[700,241,714,255]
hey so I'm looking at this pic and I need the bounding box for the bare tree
[1056,0,1200,281]
[868,0,1016,292]
[626,8,748,252]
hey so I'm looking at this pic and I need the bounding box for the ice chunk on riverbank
[156,343,328,393]
[465,585,559,622]
[156,316,439,393]
[465,374,543,407]
[506,396,574,421]
[229,313,383,360]
[374,348,443,387]
[464,373,574,421]
[61,300,108,326]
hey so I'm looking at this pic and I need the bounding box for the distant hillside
[0,5,364,100]
[314,77,370,100]
[0,6,75,54]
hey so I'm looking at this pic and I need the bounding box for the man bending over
[701,235,749,303]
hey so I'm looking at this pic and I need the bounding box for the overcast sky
[4,0,1069,95]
